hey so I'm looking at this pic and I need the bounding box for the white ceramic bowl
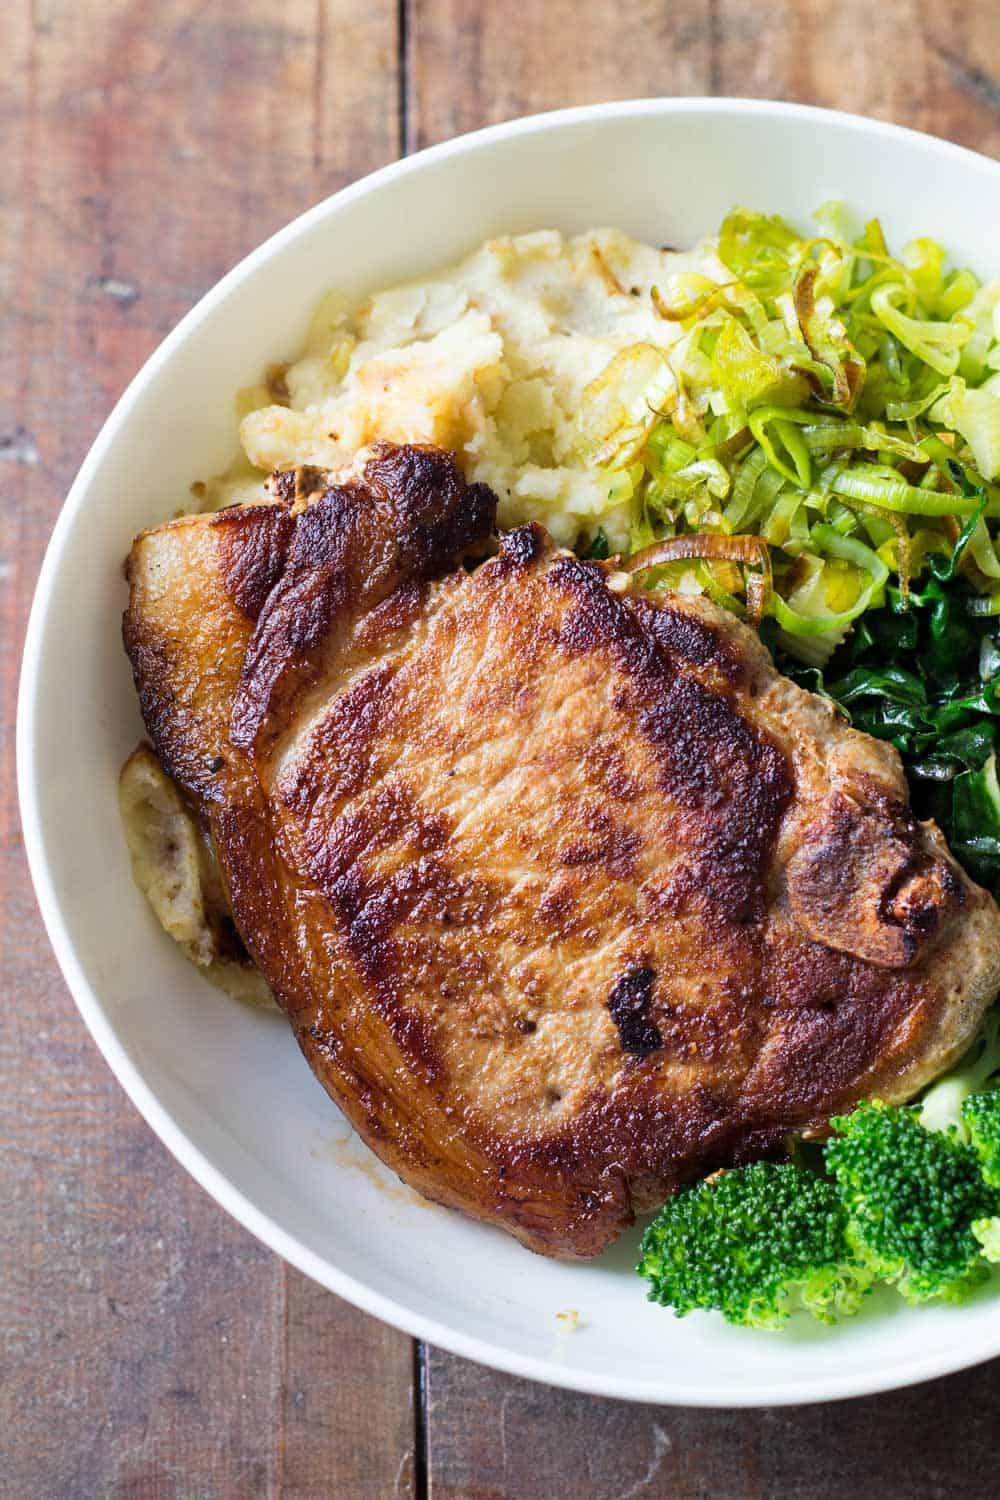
[19,99,1000,1407]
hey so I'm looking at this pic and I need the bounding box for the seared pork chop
[123,442,1000,1257]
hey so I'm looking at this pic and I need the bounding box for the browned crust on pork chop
[123,442,1000,1257]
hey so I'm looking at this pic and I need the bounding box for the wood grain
[406,0,1000,158]
[6,1,1000,1497]
[1,4,412,1498]
[424,1348,1000,1499]
[405,0,714,150]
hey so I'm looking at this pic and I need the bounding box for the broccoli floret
[826,1100,996,1304]
[637,1161,874,1329]
[963,1090,1000,1189]
[973,1218,1000,1262]
[962,1091,1000,1261]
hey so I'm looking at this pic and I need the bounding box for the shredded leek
[828,465,979,517]
[568,202,1000,674]
[770,527,888,637]
[930,380,1000,481]
[869,283,971,377]
[748,407,812,488]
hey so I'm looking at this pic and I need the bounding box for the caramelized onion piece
[841,495,912,608]
[624,533,773,626]
[650,284,674,320]
[794,266,864,410]
[881,510,912,608]
[591,244,627,297]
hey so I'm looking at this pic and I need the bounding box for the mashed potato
[220,228,724,551]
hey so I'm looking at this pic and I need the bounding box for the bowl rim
[17,95,1000,1407]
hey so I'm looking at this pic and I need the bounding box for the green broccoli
[963,1090,1000,1189]
[961,1093,1000,1261]
[825,1100,996,1303]
[973,1214,1000,1262]
[637,1161,875,1329]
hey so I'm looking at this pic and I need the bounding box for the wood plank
[407,0,1000,158]
[713,1,1000,158]
[425,1347,1000,1500]
[406,4,1000,1495]
[279,1273,417,1499]
[404,0,714,151]
[1,3,411,1497]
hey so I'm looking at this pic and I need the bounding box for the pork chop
[123,441,1000,1257]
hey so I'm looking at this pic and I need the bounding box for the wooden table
[4,2,1000,1494]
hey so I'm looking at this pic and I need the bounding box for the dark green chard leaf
[927,492,987,583]
[911,722,998,780]
[582,527,610,560]
[826,665,927,706]
[938,722,997,761]
[927,608,980,679]
[852,609,921,656]
[782,663,827,696]
[954,755,1000,830]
